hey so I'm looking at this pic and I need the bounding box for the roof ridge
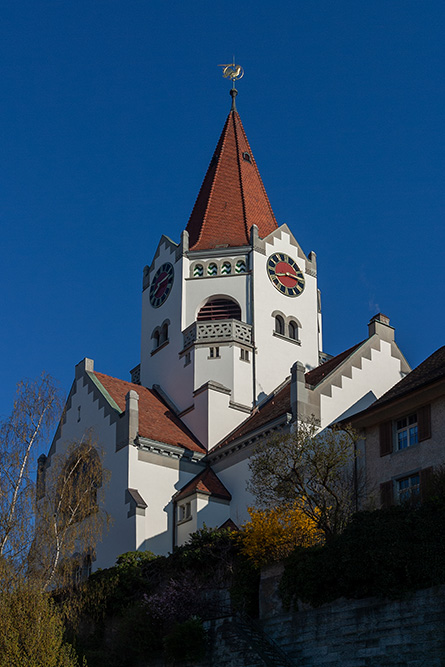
[235,111,276,231]
[233,111,249,243]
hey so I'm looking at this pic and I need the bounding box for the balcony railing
[183,319,252,348]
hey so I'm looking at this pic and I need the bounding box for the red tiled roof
[219,518,239,531]
[173,467,232,502]
[305,341,364,387]
[185,110,278,251]
[213,381,291,451]
[211,341,368,451]
[92,372,205,453]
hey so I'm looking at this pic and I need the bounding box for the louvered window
[197,299,241,322]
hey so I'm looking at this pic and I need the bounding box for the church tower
[138,83,323,449]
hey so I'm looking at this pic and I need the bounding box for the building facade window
[207,263,218,276]
[240,348,249,362]
[396,413,418,450]
[379,404,431,457]
[209,347,220,358]
[235,260,247,274]
[178,502,191,522]
[152,320,170,353]
[221,262,232,275]
[275,315,285,336]
[160,322,169,344]
[193,264,204,277]
[197,298,241,322]
[397,473,420,504]
[184,351,191,366]
[288,320,299,340]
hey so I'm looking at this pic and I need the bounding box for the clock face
[267,253,305,297]
[149,262,174,308]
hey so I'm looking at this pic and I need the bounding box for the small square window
[240,349,249,362]
[209,347,220,358]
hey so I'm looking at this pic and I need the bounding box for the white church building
[41,86,410,570]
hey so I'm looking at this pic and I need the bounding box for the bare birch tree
[32,434,110,591]
[0,373,109,590]
[247,417,362,539]
[0,373,63,573]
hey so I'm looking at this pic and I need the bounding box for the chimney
[368,313,394,341]
[75,357,94,380]
[126,390,139,443]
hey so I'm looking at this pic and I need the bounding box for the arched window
[221,262,231,275]
[288,320,299,340]
[160,322,169,344]
[153,329,160,349]
[197,298,241,322]
[193,264,203,277]
[235,260,247,274]
[275,315,285,336]
[58,443,102,524]
[207,263,218,276]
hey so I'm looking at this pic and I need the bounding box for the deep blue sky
[1,0,444,418]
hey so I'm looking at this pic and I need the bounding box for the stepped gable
[211,341,370,451]
[173,467,232,502]
[185,109,278,250]
[359,345,445,410]
[305,342,364,387]
[92,372,205,453]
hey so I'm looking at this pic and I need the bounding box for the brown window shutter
[379,421,393,457]
[420,466,434,501]
[380,480,394,508]
[418,404,431,442]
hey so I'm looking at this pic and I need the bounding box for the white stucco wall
[128,446,205,555]
[212,446,257,527]
[319,339,406,428]
[253,227,320,402]
[47,375,133,571]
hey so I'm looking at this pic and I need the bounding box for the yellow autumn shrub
[238,503,323,567]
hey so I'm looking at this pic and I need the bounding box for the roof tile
[186,110,278,250]
[173,467,232,502]
[92,372,205,453]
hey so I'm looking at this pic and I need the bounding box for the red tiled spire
[185,109,278,251]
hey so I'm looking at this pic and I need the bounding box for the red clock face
[267,253,305,296]
[149,263,174,308]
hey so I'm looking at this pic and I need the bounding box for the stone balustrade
[183,320,252,348]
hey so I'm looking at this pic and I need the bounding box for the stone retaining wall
[260,565,445,666]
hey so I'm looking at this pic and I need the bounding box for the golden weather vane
[219,58,244,88]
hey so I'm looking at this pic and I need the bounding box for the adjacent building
[348,346,445,508]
